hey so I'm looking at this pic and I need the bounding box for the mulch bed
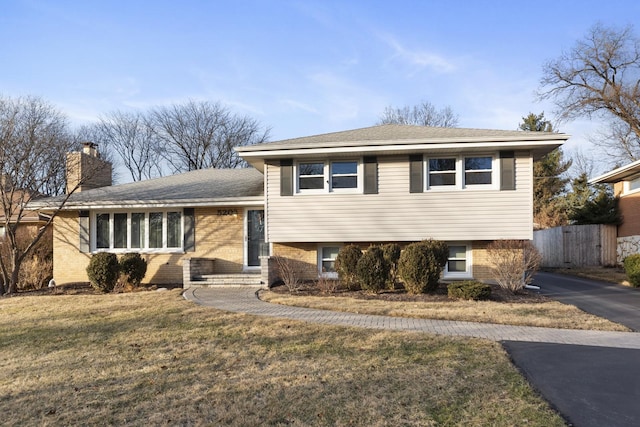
[269,281,551,304]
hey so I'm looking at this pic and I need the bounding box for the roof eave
[33,196,265,211]
[240,139,566,161]
[589,159,640,184]
[236,134,570,154]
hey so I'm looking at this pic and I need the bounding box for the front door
[246,209,265,267]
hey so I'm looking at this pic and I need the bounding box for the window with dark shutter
[500,151,515,191]
[409,154,424,193]
[363,156,378,194]
[280,159,293,196]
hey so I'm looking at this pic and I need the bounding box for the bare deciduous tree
[0,96,72,294]
[0,95,109,294]
[91,111,164,182]
[377,101,459,127]
[149,100,270,173]
[539,23,640,162]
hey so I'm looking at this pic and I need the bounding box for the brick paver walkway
[183,286,640,349]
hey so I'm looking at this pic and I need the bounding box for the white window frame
[624,175,640,195]
[91,210,184,253]
[424,154,498,191]
[427,157,458,190]
[296,160,362,194]
[317,244,342,278]
[444,242,473,279]
[463,156,496,189]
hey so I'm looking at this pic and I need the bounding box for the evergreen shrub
[381,243,401,289]
[119,253,148,287]
[356,245,389,293]
[86,252,119,292]
[398,240,447,294]
[623,254,640,287]
[447,281,492,300]
[335,245,362,289]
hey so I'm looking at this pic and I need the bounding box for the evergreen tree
[519,113,572,228]
[567,173,621,225]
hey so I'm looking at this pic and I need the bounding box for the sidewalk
[182,286,640,349]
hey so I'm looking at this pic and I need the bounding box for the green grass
[0,290,566,426]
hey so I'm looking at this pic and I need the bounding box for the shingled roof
[236,124,568,152]
[32,167,264,210]
[235,124,569,170]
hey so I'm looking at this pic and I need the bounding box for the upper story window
[423,155,497,190]
[94,210,183,252]
[428,158,456,187]
[331,161,358,189]
[464,157,493,185]
[296,160,359,193]
[629,176,640,193]
[298,162,325,190]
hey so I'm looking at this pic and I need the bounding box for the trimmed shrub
[398,240,446,294]
[419,239,449,268]
[448,281,492,301]
[623,254,640,287]
[87,252,119,292]
[119,253,147,287]
[356,245,389,293]
[382,243,401,289]
[335,245,362,290]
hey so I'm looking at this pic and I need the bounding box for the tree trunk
[7,251,20,295]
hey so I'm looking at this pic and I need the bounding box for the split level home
[33,124,569,287]
[590,160,640,263]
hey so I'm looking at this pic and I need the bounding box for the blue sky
[2,0,639,177]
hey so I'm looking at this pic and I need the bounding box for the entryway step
[190,274,262,286]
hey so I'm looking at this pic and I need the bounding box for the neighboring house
[34,124,568,286]
[590,160,640,263]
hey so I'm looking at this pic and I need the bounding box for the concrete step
[190,274,262,286]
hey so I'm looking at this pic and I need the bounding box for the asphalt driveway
[504,272,640,427]
[534,271,640,331]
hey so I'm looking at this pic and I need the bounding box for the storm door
[246,209,265,267]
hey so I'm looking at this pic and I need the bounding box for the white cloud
[380,33,456,74]
[279,99,319,114]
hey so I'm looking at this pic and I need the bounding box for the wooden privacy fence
[533,224,617,268]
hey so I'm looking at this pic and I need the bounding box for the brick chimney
[66,142,112,193]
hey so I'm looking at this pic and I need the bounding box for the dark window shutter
[280,159,293,196]
[409,154,424,193]
[500,151,516,191]
[79,210,90,253]
[363,156,378,194]
[183,208,195,252]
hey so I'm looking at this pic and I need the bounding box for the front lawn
[0,290,566,426]
[261,282,629,331]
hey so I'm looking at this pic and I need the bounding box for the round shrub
[119,253,148,287]
[87,252,119,292]
[623,254,640,287]
[419,239,449,268]
[398,241,446,294]
[356,245,389,293]
[447,281,492,301]
[335,245,362,290]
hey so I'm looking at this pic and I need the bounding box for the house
[590,159,640,263]
[35,124,568,286]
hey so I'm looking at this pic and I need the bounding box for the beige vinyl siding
[265,154,533,242]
